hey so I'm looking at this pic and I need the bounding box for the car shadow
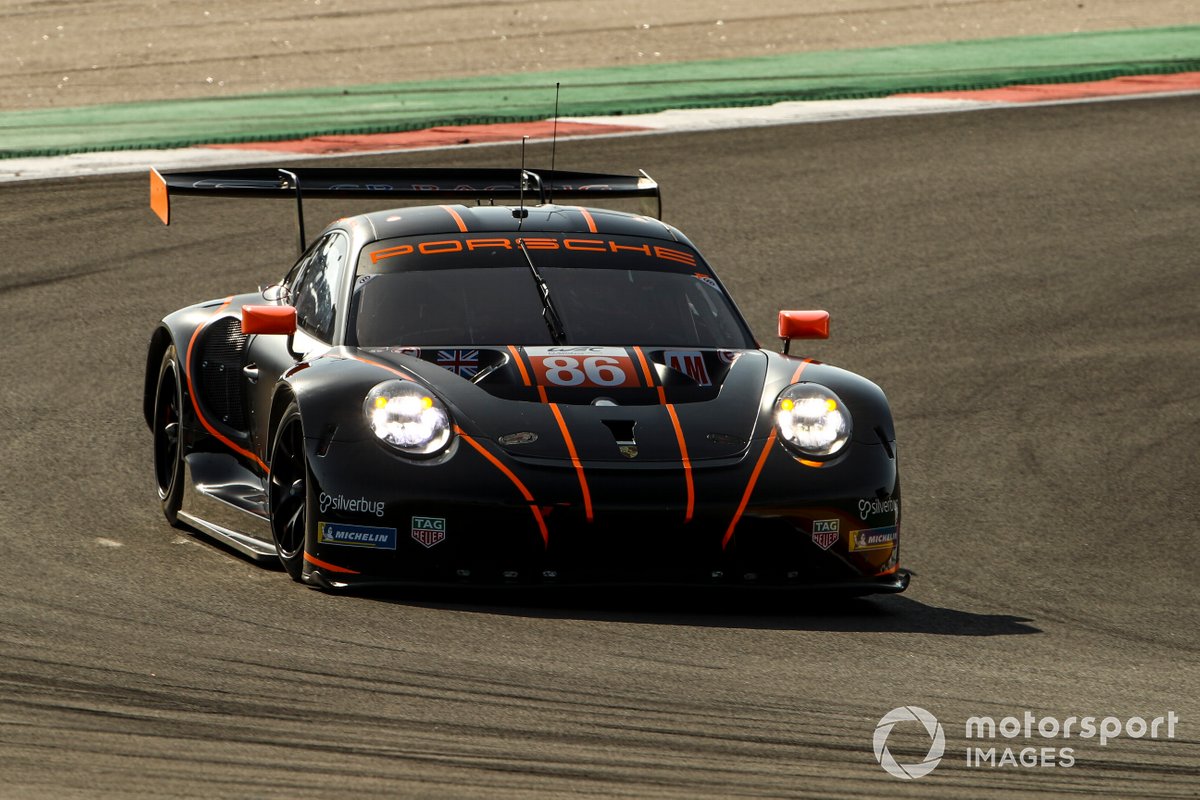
[351,584,1040,637]
[181,533,1035,636]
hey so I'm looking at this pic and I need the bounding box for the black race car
[144,167,906,593]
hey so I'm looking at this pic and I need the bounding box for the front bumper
[301,430,904,593]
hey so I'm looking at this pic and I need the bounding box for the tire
[152,346,186,527]
[268,402,309,581]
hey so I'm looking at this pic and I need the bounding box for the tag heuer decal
[811,518,839,551]
[411,516,447,548]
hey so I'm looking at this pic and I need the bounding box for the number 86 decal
[526,348,640,388]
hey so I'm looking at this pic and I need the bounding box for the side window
[282,251,311,297]
[290,233,349,343]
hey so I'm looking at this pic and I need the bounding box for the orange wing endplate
[150,169,170,225]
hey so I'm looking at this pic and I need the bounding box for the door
[243,232,349,463]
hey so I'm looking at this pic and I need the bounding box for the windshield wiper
[517,238,566,345]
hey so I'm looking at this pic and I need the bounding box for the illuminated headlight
[363,380,452,455]
[774,383,851,457]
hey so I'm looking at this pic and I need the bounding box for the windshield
[348,233,756,348]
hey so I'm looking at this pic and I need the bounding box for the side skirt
[179,452,277,563]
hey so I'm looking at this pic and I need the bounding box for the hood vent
[601,419,636,446]
[602,419,638,459]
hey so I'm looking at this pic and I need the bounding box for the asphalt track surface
[2,97,1198,797]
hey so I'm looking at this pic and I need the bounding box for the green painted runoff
[2,25,1197,158]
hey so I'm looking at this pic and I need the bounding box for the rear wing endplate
[149,166,662,225]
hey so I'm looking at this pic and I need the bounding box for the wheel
[268,402,309,581]
[152,346,186,527]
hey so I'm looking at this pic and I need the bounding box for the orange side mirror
[778,310,829,354]
[779,310,829,339]
[241,305,297,336]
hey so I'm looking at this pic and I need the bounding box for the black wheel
[269,403,309,581]
[152,346,186,527]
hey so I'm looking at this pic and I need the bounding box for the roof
[360,203,686,243]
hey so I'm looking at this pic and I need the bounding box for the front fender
[763,354,897,446]
[271,352,401,450]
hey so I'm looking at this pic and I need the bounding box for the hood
[356,345,768,463]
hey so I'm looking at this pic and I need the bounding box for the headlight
[363,380,452,455]
[774,383,851,457]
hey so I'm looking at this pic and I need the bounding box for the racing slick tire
[152,346,186,528]
[268,402,310,581]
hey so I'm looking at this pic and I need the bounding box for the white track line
[3,92,1194,184]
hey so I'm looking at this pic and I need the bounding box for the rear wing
[149,166,662,226]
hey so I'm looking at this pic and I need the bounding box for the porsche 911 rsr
[144,167,907,594]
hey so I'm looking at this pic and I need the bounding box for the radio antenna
[514,136,529,224]
[549,82,561,203]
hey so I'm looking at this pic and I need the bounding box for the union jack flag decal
[436,349,479,378]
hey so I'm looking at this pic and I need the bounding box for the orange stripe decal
[456,427,549,546]
[304,551,361,574]
[347,354,417,382]
[665,404,694,523]
[507,345,532,386]
[721,429,778,550]
[442,205,468,232]
[579,209,598,233]
[634,346,688,518]
[506,345,548,402]
[790,358,813,383]
[631,346,655,387]
[549,403,593,522]
[185,298,269,472]
[353,356,549,545]
[632,346,667,403]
